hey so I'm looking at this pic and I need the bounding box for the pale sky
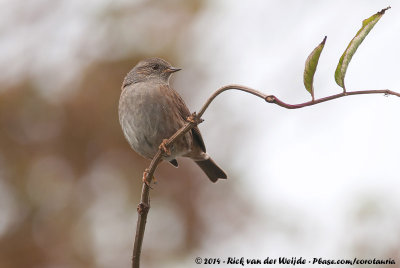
[175,1,400,266]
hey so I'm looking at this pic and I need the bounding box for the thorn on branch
[187,112,204,124]
[137,202,150,215]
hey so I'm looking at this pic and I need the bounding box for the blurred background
[1,0,400,267]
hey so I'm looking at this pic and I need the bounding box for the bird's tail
[195,156,227,183]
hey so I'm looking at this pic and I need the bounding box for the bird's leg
[187,112,204,125]
[159,139,171,156]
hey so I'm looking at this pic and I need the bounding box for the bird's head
[123,57,181,87]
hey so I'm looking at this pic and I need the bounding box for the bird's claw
[142,169,154,188]
[187,112,204,124]
[159,139,171,156]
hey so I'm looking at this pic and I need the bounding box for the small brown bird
[118,57,227,182]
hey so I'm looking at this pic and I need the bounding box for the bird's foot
[142,168,154,188]
[159,139,171,156]
[187,112,204,125]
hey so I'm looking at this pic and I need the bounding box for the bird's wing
[166,85,207,153]
[191,125,206,153]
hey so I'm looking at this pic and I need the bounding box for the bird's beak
[165,67,181,73]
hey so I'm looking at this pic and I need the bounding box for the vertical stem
[132,155,162,268]
[132,183,151,268]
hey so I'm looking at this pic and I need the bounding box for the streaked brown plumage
[118,57,227,182]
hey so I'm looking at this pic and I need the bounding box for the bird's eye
[152,64,159,70]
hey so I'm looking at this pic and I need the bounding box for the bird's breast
[118,82,191,159]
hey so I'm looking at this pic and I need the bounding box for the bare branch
[266,89,400,109]
[197,84,268,117]
[132,84,400,267]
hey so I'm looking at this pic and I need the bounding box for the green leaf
[335,7,390,91]
[304,36,327,100]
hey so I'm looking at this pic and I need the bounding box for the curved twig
[131,84,400,268]
[131,84,266,268]
[265,89,400,109]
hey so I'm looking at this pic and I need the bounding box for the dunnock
[119,57,227,182]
